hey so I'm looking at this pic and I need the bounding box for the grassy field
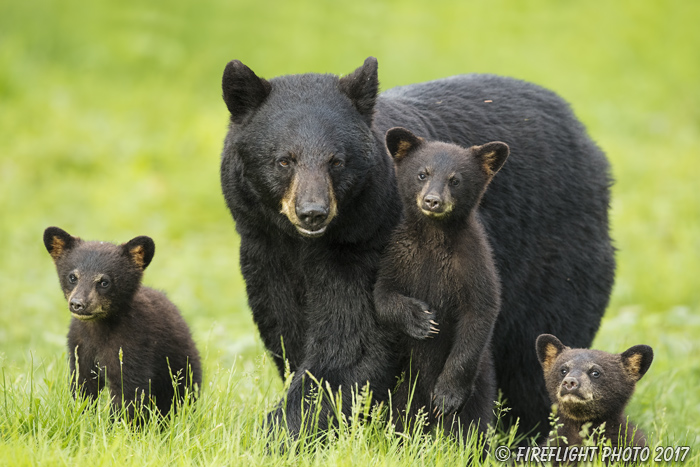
[1,0,698,465]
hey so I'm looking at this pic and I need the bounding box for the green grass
[1,0,698,465]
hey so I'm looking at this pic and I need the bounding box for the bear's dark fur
[44,226,202,419]
[374,128,508,438]
[536,334,652,448]
[219,57,615,438]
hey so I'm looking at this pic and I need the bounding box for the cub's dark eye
[68,273,77,284]
[560,367,568,376]
[278,158,290,168]
[331,159,344,168]
[450,178,460,186]
[590,370,600,378]
[99,279,110,288]
[418,172,427,181]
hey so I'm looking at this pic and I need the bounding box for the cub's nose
[296,204,329,230]
[423,194,443,212]
[561,376,579,393]
[70,298,85,313]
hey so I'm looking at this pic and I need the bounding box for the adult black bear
[374,128,508,439]
[219,57,614,439]
[536,334,652,449]
[44,226,202,420]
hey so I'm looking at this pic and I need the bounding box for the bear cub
[44,226,202,419]
[536,334,653,448]
[373,128,509,438]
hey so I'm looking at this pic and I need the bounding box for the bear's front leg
[374,280,438,340]
[239,233,308,377]
[67,329,105,401]
[269,249,398,437]
[102,346,155,422]
[431,293,499,418]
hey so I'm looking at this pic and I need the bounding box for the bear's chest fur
[385,221,485,323]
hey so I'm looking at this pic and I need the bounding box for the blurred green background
[1,0,699,451]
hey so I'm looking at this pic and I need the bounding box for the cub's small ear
[385,127,424,162]
[536,334,567,373]
[222,60,272,124]
[471,142,510,177]
[338,57,379,125]
[621,345,654,382]
[122,236,155,270]
[43,226,79,261]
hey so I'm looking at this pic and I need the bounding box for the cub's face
[536,334,654,422]
[397,143,484,221]
[385,128,509,223]
[43,227,154,321]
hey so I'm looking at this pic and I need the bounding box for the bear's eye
[278,158,291,168]
[560,367,568,376]
[99,279,110,288]
[331,159,344,168]
[450,177,460,186]
[418,172,427,181]
[68,273,77,284]
[590,370,600,378]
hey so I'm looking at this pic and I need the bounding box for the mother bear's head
[220,57,396,241]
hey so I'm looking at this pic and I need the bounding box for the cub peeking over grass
[536,334,653,448]
[44,226,202,420]
[373,128,509,439]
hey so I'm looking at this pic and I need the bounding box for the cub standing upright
[374,128,508,439]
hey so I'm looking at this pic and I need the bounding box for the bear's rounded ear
[222,60,272,124]
[471,142,510,177]
[536,334,567,373]
[122,236,155,270]
[338,57,379,125]
[43,226,79,262]
[385,127,424,162]
[620,345,654,382]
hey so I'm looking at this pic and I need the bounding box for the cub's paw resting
[402,297,439,340]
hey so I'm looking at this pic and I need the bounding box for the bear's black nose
[423,194,442,212]
[297,204,329,230]
[70,298,85,313]
[561,376,579,392]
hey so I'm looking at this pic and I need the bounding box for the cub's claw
[431,383,466,418]
[402,297,438,340]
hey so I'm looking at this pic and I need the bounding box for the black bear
[536,334,652,448]
[43,226,202,419]
[374,127,508,439]
[219,57,615,438]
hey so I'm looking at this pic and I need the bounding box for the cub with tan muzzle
[44,226,201,421]
[536,333,653,449]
